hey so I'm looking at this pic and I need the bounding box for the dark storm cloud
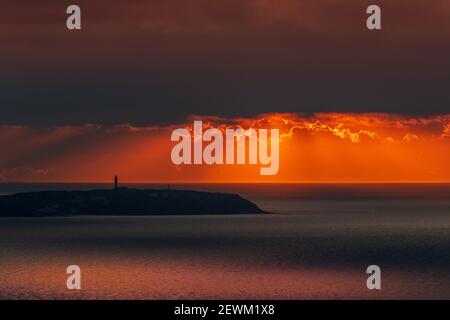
[1,0,450,126]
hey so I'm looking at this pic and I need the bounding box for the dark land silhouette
[0,188,263,217]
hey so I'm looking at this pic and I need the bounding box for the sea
[0,183,449,299]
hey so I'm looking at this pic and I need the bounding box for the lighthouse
[114,175,118,190]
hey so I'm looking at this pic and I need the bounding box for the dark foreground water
[0,184,449,299]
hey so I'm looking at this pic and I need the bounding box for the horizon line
[1,181,450,185]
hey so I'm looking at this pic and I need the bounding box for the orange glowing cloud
[0,113,449,183]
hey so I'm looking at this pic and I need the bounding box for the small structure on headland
[114,175,118,190]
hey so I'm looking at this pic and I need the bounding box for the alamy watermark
[66,5,382,31]
[171,121,280,175]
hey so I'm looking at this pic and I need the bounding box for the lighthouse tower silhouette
[114,175,118,190]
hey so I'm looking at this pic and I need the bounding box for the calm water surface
[0,184,449,299]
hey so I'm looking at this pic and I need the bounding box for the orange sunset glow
[0,113,449,183]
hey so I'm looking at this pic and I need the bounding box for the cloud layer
[1,113,449,182]
[1,1,450,126]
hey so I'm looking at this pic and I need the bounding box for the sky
[0,1,449,182]
[1,113,449,182]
